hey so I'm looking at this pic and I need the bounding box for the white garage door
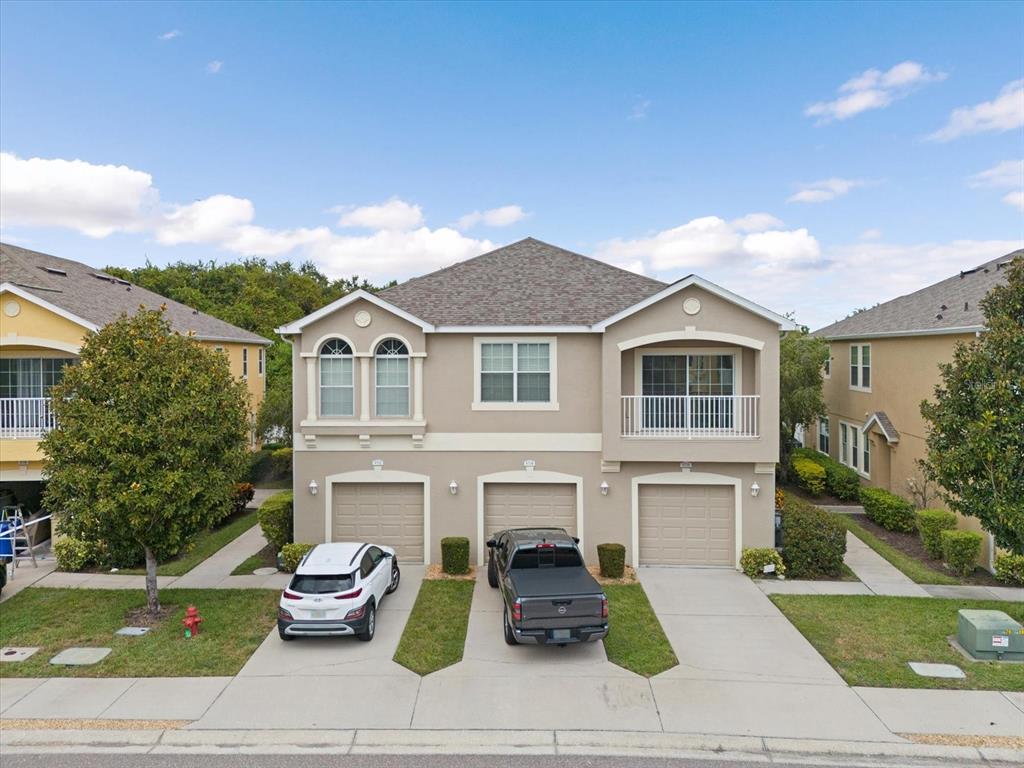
[638,484,735,566]
[483,483,577,542]
[332,483,424,563]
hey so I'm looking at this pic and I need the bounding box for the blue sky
[1,1,1021,328]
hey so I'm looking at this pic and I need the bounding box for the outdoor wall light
[750,482,760,498]
[449,480,459,495]
[308,479,319,496]
[600,481,609,496]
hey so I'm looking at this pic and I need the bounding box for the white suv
[278,542,400,642]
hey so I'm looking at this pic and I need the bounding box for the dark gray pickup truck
[486,528,608,646]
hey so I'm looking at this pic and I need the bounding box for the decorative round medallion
[682,297,702,316]
[354,310,372,328]
[3,300,20,318]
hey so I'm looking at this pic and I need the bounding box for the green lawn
[0,588,279,678]
[771,594,1024,690]
[603,583,678,677]
[393,579,474,675]
[119,509,260,577]
[231,543,278,576]
[839,514,959,586]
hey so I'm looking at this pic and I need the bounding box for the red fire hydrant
[182,605,203,639]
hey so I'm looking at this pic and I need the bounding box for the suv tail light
[283,590,301,600]
[278,607,294,620]
[601,596,608,620]
[345,604,366,620]
[511,598,522,622]
[335,587,362,600]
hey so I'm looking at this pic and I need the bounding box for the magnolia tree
[778,328,830,479]
[921,257,1024,555]
[42,309,250,613]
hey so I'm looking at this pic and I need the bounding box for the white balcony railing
[621,395,759,439]
[0,398,56,439]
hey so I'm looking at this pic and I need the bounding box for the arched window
[375,338,409,417]
[319,339,353,417]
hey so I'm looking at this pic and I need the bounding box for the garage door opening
[332,482,424,563]
[638,484,735,566]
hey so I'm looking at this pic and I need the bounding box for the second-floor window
[481,341,551,403]
[375,338,409,417]
[242,348,249,378]
[849,344,871,390]
[258,348,265,376]
[0,358,75,398]
[320,339,354,417]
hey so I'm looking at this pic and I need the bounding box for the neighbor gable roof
[0,242,271,345]
[813,251,1021,340]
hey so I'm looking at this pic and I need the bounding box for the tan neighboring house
[278,238,796,567]
[0,242,271,518]
[807,250,1021,570]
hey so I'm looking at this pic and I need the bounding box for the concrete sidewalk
[842,532,931,596]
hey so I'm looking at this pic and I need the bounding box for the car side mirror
[572,537,580,544]
[486,539,497,548]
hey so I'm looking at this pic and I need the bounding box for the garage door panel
[484,483,576,541]
[639,484,736,566]
[332,483,424,563]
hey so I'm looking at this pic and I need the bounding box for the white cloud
[927,80,1024,142]
[743,229,820,264]
[206,60,223,74]
[859,228,883,240]
[628,98,651,121]
[159,30,181,41]
[730,213,784,232]
[0,152,157,238]
[336,198,424,231]
[787,178,865,204]
[1003,191,1024,211]
[967,160,1024,211]
[806,61,946,123]
[456,205,527,230]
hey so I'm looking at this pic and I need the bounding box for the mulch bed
[124,605,176,627]
[425,564,476,581]
[588,565,639,585]
[851,514,1002,586]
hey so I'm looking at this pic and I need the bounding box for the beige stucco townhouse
[807,250,1021,571]
[279,238,797,568]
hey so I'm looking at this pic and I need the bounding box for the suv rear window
[289,573,355,594]
[510,547,582,569]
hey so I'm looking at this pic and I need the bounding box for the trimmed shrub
[53,536,92,572]
[271,447,293,478]
[791,457,826,496]
[915,508,957,559]
[281,542,314,573]
[860,487,915,533]
[940,530,983,577]
[823,462,861,501]
[994,553,1024,586]
[597,543,626,578]
[791,447,826,466]
[232,482,255,516]
[257,491,293,552]
[780,497,847,579]
[740,547,786,579]
[441,536,470,575]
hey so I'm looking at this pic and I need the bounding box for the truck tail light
[537,542,555,549]
[282,590,301,600]
[601,596,608,620]
[512,598,522,622]
[335,588,362,600]
[345,604,366,620]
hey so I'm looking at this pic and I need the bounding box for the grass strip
[119,509,260,577]
[839,514,958,585]
[771,594,1024,690]
[0,587,279,678]
[603,583,678,677]
[393,579,474,675]
[231,543,278,576]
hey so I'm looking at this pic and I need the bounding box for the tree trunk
[144,546,160,615]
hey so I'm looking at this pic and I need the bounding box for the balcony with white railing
[0,398,57,439]
[621,395,759,439]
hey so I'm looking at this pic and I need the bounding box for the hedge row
[790,447,860,500]
[859,487,915,533]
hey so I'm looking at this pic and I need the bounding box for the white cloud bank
[456,205,527,230]
[927,80,1024,142]
[806,61,946,123]
[787,178,866,204]
[967,160,1024,211]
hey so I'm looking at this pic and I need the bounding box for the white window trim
[817,417,830,456]
[860,431,872,480]
[319,339,355,418]
[258,347,265,377]
[848,343,872,392]
[823,346,831,379]
[472,336,559,411]
[375,339,411,418]
[839,420,868,475]
[242,347,248,379]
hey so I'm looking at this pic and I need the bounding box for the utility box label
[992,636,1009,648]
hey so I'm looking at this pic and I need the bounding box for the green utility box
[957,610,1024,661]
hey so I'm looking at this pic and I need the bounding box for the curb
[1,727,1021,763]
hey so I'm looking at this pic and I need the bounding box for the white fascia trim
[631,470,743,570]
[0,283,99,332]
[0,336,81,354]
[433,325,594,334]
[195,335,272,346]
[276,289,435,335]
[862,413,900,444]
[323,469,430,565]
[476,469,584,566]
[593,275,798,332]
[618,329,765,352]
[819,325,984,341]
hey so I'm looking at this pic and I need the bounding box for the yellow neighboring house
[0,242,271,519]
[807,250,1021,571]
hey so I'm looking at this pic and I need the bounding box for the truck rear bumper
[514,624,608,644]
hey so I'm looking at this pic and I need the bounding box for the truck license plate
[551,629,571,641]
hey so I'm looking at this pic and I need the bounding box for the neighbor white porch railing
[621,395,759,439]
[0,398,56,439]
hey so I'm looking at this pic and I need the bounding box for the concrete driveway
[190,565,425,730]
[638,567,899,741]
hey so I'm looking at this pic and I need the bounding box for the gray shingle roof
[377,238,667,325]
[0,242,270,345]
[813,250,1021,339]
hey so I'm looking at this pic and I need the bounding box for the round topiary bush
[597,543,626,578]
[740,547,786,579]
[257,490,293,552]
[915,508,957,559]
[441,536,470,574]
[940,529,982,577]
[780,497,846,579]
